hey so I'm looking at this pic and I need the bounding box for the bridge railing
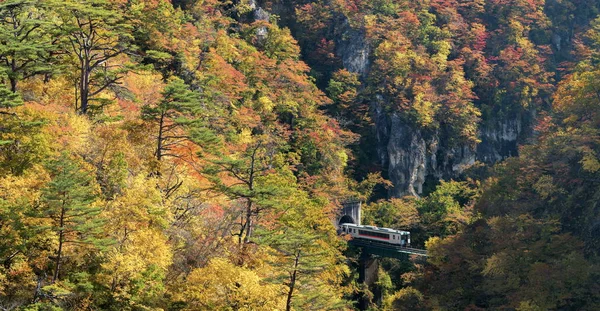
[348,238,428,259]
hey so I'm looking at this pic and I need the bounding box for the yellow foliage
[383,287,425,311]
[102,229,172,284]
[181,258,285,311]
[64,112,92,154]
[105,174,170,231]
[256,96,275,113]
[424,236,444,266]
[122,71,165,108]
[0,164,49,203]
[517,300,546,311]
[482,252,510,277]
[580,148,600,173]
[412,92,439,128]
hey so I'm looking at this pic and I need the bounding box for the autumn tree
[100,174,172,309]
[385,287,427,311]
[416,180,478,242]
[126,0,201,77]
[422,27,600,306]
[326,69,365,131]
[362,198,421,232]
[179,257,284,310]
[0,168,51,310]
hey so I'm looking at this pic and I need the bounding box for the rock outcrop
[260,4,535,198]
[333,18,528,197]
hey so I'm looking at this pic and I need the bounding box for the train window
[358,229,389,239]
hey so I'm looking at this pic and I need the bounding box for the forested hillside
[0,0,599,310]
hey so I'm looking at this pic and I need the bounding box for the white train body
[340,223,411,246]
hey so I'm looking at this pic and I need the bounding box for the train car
[340,223,411,246]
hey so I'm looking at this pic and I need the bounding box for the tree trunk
[79,66,89,114]
[286,251,300,311]
[53,204,66,283]
[244,200,253,243]
[79,46,91,114]
[10,58,17,93]
[157,112,164,161]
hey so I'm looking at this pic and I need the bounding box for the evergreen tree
[199,134,286,245]
[0,0,59,92]
[0,83,22,111]
[141,77,199,162]
[57,0,135,115]
[258,227,346,311]
[0,83,23,146]
[41,152,107,282]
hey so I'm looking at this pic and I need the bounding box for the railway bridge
[349,238,427,259]
[337,199,427,310]
[337,199,427,259]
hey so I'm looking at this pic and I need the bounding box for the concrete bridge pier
[357,251,379,310]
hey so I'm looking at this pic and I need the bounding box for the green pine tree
[0,0,60,92]
[141,77,200,162]
[256,225,347,311]
[0,83,24,147]
[0,82,22,110]
[41,152,108,282]
[56,0,135,115]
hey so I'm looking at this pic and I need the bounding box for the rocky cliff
[333,18,531,197]
[256,3,540,198]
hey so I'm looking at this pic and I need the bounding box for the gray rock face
[373,97,482,197]
[373,97,523,197]
[333,17,370,76]
[476,118,523,163]
[329,17,528,197]
[552,33,562,51]
[250,0,270,42]
[386,115,428,197]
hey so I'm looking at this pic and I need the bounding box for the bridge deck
[349,238,428,258]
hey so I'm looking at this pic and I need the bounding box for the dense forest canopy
[0,0,599,310]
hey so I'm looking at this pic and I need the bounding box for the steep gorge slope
[254,0,600,197]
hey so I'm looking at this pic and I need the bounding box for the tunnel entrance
[339,215,356,225]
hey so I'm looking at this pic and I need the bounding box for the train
[340,223,411,246]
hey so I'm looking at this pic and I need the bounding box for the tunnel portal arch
[339,215,356,225]
[336,199,361,227]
